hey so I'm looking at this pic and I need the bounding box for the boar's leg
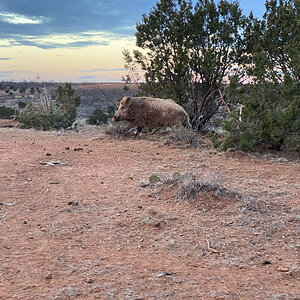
[135,126,144,136]
[150,128,160,135]
[126,123,135,132]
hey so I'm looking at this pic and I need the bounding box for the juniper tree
[222,0,300,151]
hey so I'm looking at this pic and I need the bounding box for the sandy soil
[0,125,299,300]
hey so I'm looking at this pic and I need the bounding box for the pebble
[277,266,289,272]
[45,273,52,280]
[156,271,173,278]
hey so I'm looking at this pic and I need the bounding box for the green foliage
[0,106,16,119]
[19,87,26,94]
[54,83,81,129]
[124,0,247,131]
[10,85,17,91]
[18,101,27,109]
[222,0,300,151]
[87,105,115,125]
[30,87,35,94]
[107,106,115,118]
[18,83,81,130]
[18,103,55,130]
[87,109,108,125]
[222,76,300,151]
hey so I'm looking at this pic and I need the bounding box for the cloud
[78,68,127,73]
[0,70,33,77]
[17,40,109,50]
[0,32,115,49]
[0,12,50,24]
[0,0,153,41]
[0,29,136,50]
[77,75,98,81]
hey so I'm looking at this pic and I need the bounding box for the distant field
[0,82,138,118]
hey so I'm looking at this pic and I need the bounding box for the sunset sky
[0,0,266,82]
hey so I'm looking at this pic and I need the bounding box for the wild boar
[113,96,191,133]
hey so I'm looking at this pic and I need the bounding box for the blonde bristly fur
[113,97,191,130]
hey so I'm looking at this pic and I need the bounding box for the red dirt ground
[0,125,299,299]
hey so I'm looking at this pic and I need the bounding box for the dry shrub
[167,126,201,146]
[104,122,129,138]
[150,172,242,203]
[175,172,242,202]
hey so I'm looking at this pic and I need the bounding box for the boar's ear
[124,97,131,105]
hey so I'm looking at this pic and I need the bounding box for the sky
[0,0,266,83]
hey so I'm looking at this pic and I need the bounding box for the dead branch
[206,239,219,253]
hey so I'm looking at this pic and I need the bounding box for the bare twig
[96,84,118,109]
[206,239,219,253]
[218,89,231,113]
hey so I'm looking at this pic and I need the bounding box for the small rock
[85,278,94,284]
[68,201,79,206]
[74,147,83,151]
[154,222,161,228]
[262,260,271,265]
[277,266,289,272]
[140,181,149,188]
[46,153,52,156]
[23,221,28,224]
[156,271,173,278]
[65,146,70,150]
[45,273,52,280]
[49,180,59,184]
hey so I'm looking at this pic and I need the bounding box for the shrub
[19,87,26,94]
[18,83,81,130]
[104,122,129,138]
[167,126,200,146]
[175,172,241,203]
[0,106,16,119]
[18,103,55,130]
[55,83,81,129]
[221,77,300,151]
[18,101,27,109]
[87,109,108,125]
[107,106,115,118]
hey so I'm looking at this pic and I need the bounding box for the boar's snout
[113,114,120,122]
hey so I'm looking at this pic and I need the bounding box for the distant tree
[124,0,247,131]
[10,85,17,91]
[19,86,27,94]
[30,87,35,94]
[18,101,27,109]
